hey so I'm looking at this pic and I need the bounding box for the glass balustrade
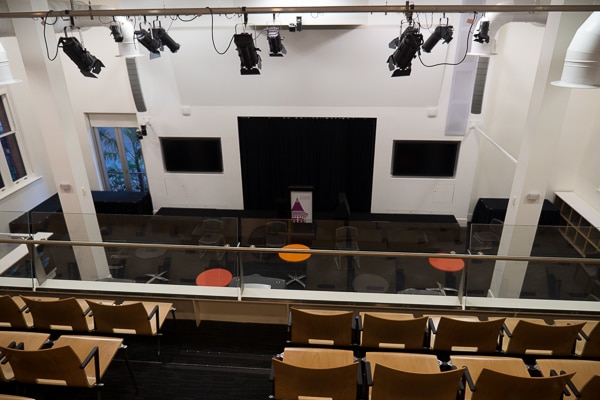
[0,211,597,313]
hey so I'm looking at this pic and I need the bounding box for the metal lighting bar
[0,4,599,19]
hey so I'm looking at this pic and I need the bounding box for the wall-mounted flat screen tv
[391,140,460,178]
[160,137,224,173]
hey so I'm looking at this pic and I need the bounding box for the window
[0,93,28,190]
[89,114,148,192]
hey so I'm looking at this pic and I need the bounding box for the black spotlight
[134,28,161,54]
[109,22,123,42]
[136,125,147,139]
[474,20,490,43]
[422,25,454,53]
[266,27,286,57]
[152,27,180,53]
[58,36,105,78]
[387,26,423,77]
[234,33,261,75]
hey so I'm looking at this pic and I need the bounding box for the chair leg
[121,344,139,395]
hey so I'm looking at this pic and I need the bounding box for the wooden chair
[0,335,124,389]
[86,300,174,357]
[0,295,33,329]
[20,296,95,332]
[450,355,531,400]
[536,358,600,400]
[469,368,574,400]
[0,331,51,382]
[289,308,356,347]
[360,312,429,350]
[371,364,464,400]
[555,319,600,359]
[272,348,359,400]
[431,316,505,353]
[503,318,585,356]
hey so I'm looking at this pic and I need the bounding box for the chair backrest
[266,220,287,235]
[290,308,354,346]
[371,364,464,400]
[0,345,93,388]
[505,320,584,356]
[87,301,154,335]
[203,219,223,233]
[361,313,428,350]
[336,226,358,244]
[272,359,358,400]
[21,297,91,332]
[471,368,574,400]
[433,317,505,353]
[0,295,30,329]
[581,375,600,400]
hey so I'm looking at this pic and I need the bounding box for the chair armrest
[502,322,512,338]
[549,370,571,397]
[80,345,101,383]
[364,361,372,386]
[428,318,437,335]
[463,367,475,392]
[352,315,362,346]
[497,327,505,352]
[147,305,160,335]
[561,370,581,397]
[0,341,17,365]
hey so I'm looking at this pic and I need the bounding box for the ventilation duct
[114,17,142,58]
[469,0,549,57]
[552,12,600,89]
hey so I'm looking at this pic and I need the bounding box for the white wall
[2,1,600,227]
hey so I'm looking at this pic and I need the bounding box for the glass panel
[0,99,11,134]
[1,134,26,181]
[121,127,147,192]
[97,127,125,191]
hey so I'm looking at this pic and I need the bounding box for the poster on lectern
[290,187,313,223]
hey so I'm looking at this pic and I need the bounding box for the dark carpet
[0,319,288,400]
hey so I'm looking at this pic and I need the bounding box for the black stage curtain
[238,117,376,215]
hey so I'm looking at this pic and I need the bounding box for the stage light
[387,26,423,77]
[152,27,181,53]
[109,21,123,43]
[58,36,104,78]
[422,25,454,53]
[234,33,261,75]
[474,19,490,43]
[266,27,286,57]
[134,28,161,55]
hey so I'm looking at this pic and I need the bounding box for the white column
[7,0,110,281]
[489,9,589,298]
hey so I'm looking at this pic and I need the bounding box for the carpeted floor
[0,319,288,400]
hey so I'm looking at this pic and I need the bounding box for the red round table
[195,268,233,287]
[278,244,311,263]
[428,254,465,272]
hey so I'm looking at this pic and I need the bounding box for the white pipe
[114,17,142,58]
[473,125,518,164]
[469,0,549,57]
[552,12,600,89]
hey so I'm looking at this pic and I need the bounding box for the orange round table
[278,244,311,263]
[428,254,465,272]
[195,268,233,287]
